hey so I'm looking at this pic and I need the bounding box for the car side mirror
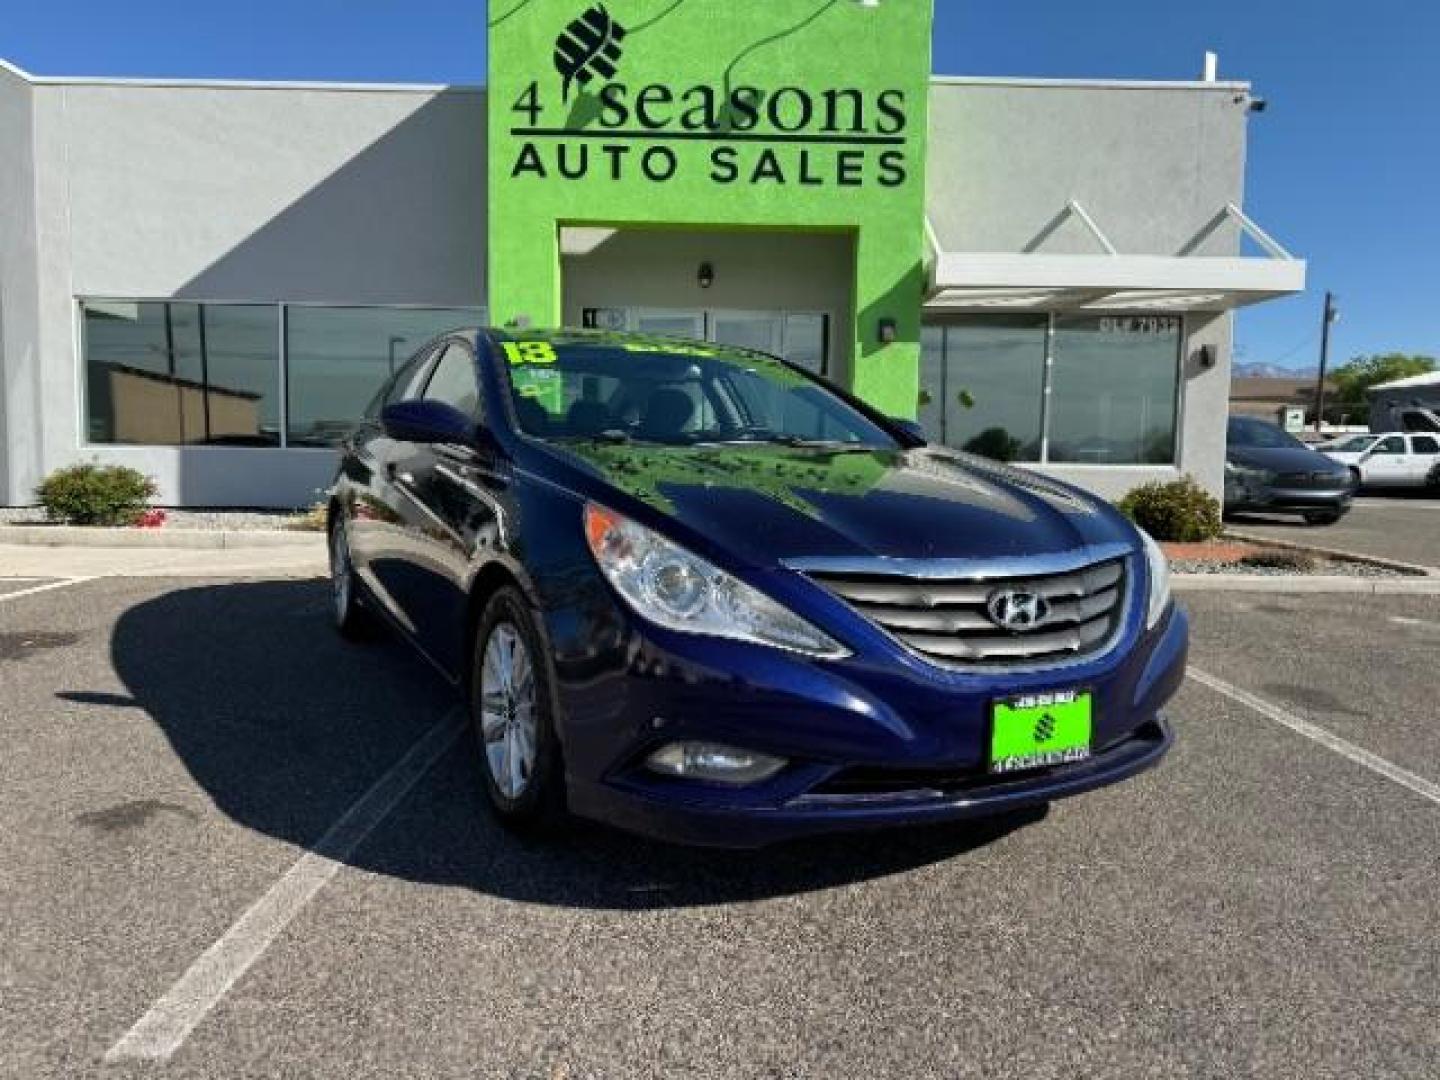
[890,417,927,445]
[380,400,477,446]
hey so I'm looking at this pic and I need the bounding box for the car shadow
[82,580,1043,910]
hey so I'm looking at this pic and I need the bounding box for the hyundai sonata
[329,330,1186,846]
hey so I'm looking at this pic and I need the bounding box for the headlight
[1138,528,1172,629]
[1225,461,1275,483]
[583,503,849,659]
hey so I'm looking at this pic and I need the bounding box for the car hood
[1228,444,1346,474]
[543,441,1137,565]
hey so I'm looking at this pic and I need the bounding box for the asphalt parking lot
[1230,492,1440,570]
[3,574,1439,1078]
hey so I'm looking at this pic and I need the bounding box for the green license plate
[989,689,1093,774]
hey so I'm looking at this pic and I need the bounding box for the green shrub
[292,499,330,533]
[36,463,158,526]
[1117,476,1222,543]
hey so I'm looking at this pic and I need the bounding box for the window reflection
[1048,316,1180,465]
[83,301,279,446]
[925,316,1047,462]
[922,313,1182,466]
[285,307,483,447]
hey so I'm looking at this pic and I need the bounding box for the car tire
[328,515,374,640]
[469,586,566,833]
[1304,511,1342,526]
[1349,466,1362,488]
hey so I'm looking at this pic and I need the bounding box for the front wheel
[470,587,566,832]
[329,516,373,639]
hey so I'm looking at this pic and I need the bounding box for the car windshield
[496,336,900,450]
[1227,417,1306,450]
[1329,435,1379,452]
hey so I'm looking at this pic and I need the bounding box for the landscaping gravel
[1170,558,1408,578]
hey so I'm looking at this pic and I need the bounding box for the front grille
[1277,470,1349,489]
[808,557,1127,668]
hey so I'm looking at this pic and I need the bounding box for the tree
[1330,353,1438,403]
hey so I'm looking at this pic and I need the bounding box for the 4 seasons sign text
[507,6,913,190]
[508,80,912,188]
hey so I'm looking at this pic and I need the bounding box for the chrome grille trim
[806,556,1130,670]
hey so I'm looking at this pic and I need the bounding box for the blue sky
[4,1,1435,370]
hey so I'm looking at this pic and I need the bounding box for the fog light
[645,742,787,785]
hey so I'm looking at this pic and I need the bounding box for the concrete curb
[0,525,324,549]
[1174,573,1440,595]
[1223,527,1438,578]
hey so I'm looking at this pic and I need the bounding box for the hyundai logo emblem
[986,588,1051,632]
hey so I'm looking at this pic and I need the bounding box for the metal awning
[926,202,1306,313]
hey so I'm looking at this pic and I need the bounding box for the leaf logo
[554,5,629,101]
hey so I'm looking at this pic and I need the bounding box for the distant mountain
[1232,362,1318,380]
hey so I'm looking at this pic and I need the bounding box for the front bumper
[548,586,1189,847]
[568,715,1173,847]
[1227,483,1354,515]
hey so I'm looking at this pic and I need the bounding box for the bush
[292,499,330,533]
[36,463,158,526]
[1117,476,1222,543]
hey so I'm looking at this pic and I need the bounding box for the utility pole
[1313,291,1338,434]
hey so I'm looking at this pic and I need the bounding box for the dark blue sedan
[329,329,1186,847]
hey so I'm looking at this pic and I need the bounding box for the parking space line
[104,707,467,1063]
[0,576,97,602]
[1189,667,1440,810]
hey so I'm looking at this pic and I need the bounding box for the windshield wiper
[710,431,882,453]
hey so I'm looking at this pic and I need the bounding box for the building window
[921,316,1047,462]
[81,301,485,449]
[83,301,281,446]
[1048,316,1181,465]
[922,313,1182,466]
[285,306,484,447]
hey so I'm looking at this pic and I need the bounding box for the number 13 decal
[501,341,558,365]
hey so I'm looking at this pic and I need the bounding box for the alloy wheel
[330,521,352,623]
[479,623,538,800]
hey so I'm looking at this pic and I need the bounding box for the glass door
[633,308,705,341]
[610,308,828,374]
[708,310,784,356]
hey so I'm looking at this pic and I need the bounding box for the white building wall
[2,72,487,506]
[0,63,40,505]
